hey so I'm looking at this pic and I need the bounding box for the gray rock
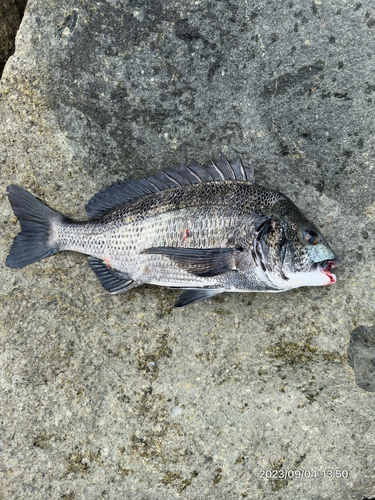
[1,0,374,499]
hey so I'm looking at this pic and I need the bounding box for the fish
[5,154,341,307]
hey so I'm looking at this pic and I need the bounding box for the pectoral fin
[142,246,241,277]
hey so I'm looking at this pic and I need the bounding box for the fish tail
[5,185,68,268]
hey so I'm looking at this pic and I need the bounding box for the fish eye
[303,230,319,245]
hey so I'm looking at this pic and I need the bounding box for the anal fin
[174,288,223,308]
[88,257,141,294]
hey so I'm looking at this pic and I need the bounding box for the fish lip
[317,258,341,285]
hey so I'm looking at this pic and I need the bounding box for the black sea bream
[6,155,340,307]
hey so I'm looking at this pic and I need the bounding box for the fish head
[256,198,341,290]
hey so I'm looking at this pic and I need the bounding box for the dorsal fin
[189,159,213,182]
[231,155,246,181]
[216,153,236,180]
[246,161,256,183]
[86,154,256,218]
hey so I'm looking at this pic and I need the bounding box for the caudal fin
[6,185,67,268]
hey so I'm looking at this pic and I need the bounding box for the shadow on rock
[348,325,375,392]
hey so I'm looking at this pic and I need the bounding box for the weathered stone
[1,1,374,499]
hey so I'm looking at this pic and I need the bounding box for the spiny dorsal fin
[86,154,256,218]
[246,161,256,183]
[216,153,236,180]
[231,155,246,181]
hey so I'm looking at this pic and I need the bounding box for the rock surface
[0,0,27,77]
[0,0,374,499]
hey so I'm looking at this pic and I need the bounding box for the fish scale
[6,155,341,307]
[58,200,244,286]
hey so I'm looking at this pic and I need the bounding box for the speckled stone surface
[0,1,374,499]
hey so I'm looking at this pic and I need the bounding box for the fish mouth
[317,258,341,285]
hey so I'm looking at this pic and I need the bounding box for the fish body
[6,155,340,307]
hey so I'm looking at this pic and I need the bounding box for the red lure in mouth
[320,259,341,285]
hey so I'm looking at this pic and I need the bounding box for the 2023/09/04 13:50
[259,469,349,479]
